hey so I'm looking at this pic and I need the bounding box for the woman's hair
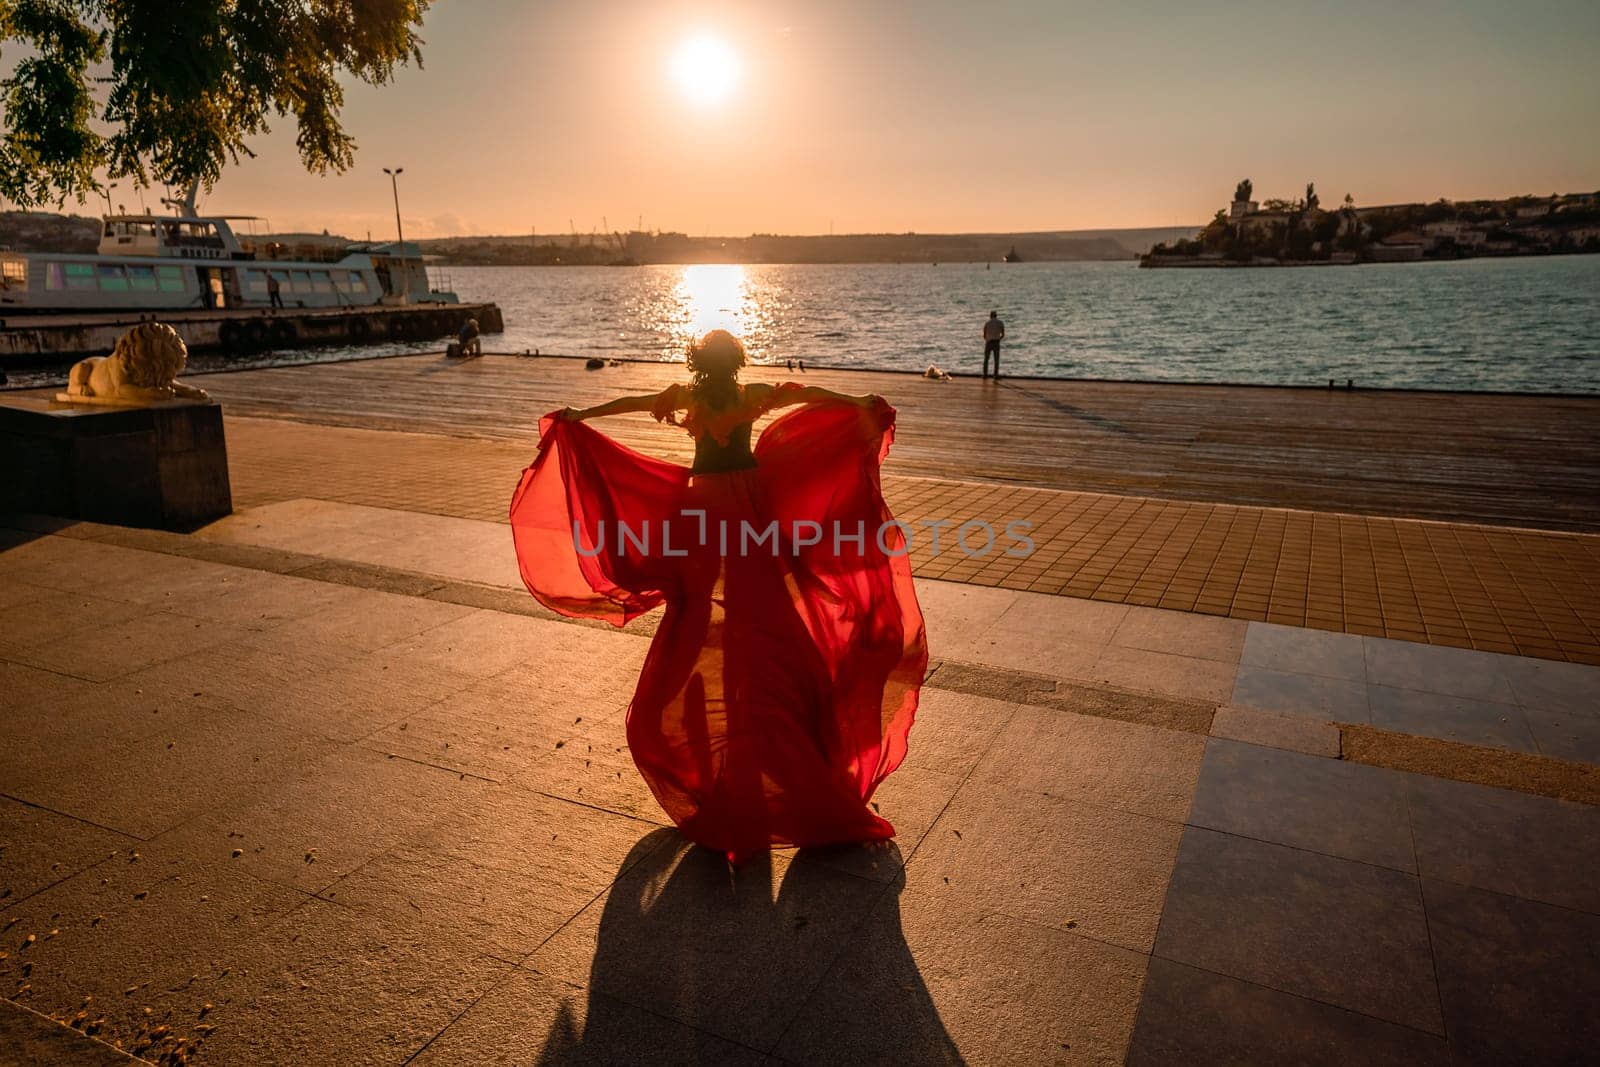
[686,329,746,409]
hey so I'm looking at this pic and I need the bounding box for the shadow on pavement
[538,829,963,1064]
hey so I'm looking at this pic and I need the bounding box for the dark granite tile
[1499,655,1600,719]
[1240,622,1368,682]
[1153,828,1441,1034]
[1424,878,1600,1065]
[1523,706,1600,766]
[1367,685,1538,754]
[1188,738,1415,871]
[1231,666,1369,723]
[1362,639,1515,703]
[1127,957,1450,1066]
[1406,773,1600,914]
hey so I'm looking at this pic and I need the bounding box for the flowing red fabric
[510,396,927,860]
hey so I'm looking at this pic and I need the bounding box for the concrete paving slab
[154,897,509,1065]
[1127,957,1450,1066]
[320,789,666,961]
[511,720,672,825]
[0,798,136,908]
[359,706,578,783]
[1405,773,1600,914]
[10,611,254,684]
[0,677,227,752]
[1231,665,1371,723]
[0,575,50,610]
[151,568,353,631]
[153,743,494,895]
[777,884,1146,1066]
[0,659,91,715]
[970,705,1206,822]
[255,584,476,653]
[0,841,309,1050]
[947,592,1124,677]
[1153,828,1442,1035]
[1111,606,1247,664]
[1423,878,1600,1065]
[0,590,151,657]
[528,838,882,1052]
[897,688,1016,778]
[908,581,1018,661]
[908,779,1184,953]
[810,765,964,883]
[369,607,596,681]
[1367,685,1539,754]
[1187,739,1415,872]
[1089,644,1236,703]
[1209,705,1340,758]
[414,965,766,1066]
[0,998,144,1065]
[0,537,201,597]
[0,708,327,840]
[199,498,523,588]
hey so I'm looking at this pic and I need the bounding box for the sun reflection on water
[676,264,750,343]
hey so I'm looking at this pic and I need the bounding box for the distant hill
[0,210,1201,265]
[416,225,1202,266]
[0,211,100,253]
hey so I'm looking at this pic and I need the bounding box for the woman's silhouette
[510,330,927,861]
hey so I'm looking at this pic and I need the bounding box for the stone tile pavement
[218,415,1600,664]
[3,508,1596,1063]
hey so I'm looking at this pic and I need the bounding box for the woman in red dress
[510,330,927,861]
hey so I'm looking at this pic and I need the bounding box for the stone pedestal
[0,397,232,530]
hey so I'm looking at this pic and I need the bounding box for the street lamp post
[100,183,117,217]
[383,166,407,303]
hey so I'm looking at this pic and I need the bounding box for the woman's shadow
[538,829,964,1064]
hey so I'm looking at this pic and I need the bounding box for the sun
[671,33,741,106]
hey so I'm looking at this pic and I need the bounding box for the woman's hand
[560,407,584,422]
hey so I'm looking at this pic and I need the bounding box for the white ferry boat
[0,189,457,315]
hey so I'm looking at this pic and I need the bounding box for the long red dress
[509,385,927,859]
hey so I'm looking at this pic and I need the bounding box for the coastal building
[1228,198,1259,220]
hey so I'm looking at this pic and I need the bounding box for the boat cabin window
[289,270,313,294]
[161,221,225,252]
[97,264,129,291]
[0,257,24,287]
[105,220,159,242]
[127,265,158,292]
[311,270,334,293]
[341,270,369,294]
[242,270,269,295]
[64,263,97,291]
[156,265,186,293]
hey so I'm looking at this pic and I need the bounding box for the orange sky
[94,1,1600,238]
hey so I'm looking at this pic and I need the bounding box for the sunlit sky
[62,0,1600,237]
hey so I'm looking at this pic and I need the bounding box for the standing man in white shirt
[982,310,1005,380]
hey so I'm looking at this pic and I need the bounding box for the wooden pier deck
[181,352,1600,532]
[9,353,1600,662]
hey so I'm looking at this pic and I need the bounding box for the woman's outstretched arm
[766,383,879,409]
[561,392,662,421]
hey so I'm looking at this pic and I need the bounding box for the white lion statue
[57,322,210,406]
